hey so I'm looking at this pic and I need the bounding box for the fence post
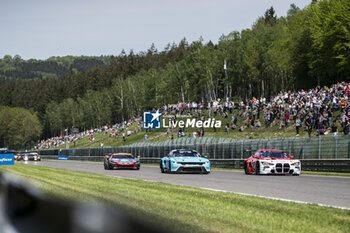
[334,135,338,159]
[214,143,216,159]
[202,143,205,157]
[222,144,225,159]
[241,140,244,160]
[302,137,305,159]
[318,136,321,159]
[231,143,234,159]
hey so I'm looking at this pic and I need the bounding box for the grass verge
[1,164,349,233]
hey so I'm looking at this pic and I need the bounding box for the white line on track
[199,187,350,210]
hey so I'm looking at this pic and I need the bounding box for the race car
[244,149,301,175]
[23,153,41,161]
[104,153,140,170]
[160,149,210,174]
[14,153,23,161]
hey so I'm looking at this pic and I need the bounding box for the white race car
[244,149,301,175]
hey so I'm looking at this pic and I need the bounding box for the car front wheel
[160,161,165,173]
[168,162,172,173]
[255,162,260,175]
[244,162,249,174]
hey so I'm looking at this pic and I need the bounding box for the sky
[0,0,310,60]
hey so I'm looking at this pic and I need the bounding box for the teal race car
[160,149,210,174]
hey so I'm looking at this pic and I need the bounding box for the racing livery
[14,153,23,161]
[104,153,140,170]
[160,149,210,174]
[23,153,41,161]
[244,149,301,175]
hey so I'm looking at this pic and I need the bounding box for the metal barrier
[300,159,350,173]
[39,156,350,172]
[38,135,350,160]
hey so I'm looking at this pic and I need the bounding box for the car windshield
[111,154,134,159]
[260,151,288,158]
[173,151,199,157]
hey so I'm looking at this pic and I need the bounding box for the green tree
[0,106,42,149]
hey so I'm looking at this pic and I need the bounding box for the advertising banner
[0,154,14,165]
[57,155,68,160]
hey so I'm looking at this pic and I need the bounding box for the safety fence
[38,135,350,160]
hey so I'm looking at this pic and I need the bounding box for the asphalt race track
[22,160,350,209]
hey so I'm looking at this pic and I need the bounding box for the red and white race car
[244,149,301,175]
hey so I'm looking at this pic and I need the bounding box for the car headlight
[291,162,300,166]
[172,160,177,164]
[261,162,274,166]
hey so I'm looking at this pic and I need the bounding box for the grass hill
[55,109,341,149]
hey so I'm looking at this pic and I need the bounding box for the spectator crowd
[36,82,350,149]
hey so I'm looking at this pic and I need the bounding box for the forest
[0,55,111,81]
[0,0,349,149]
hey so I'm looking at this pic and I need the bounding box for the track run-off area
[22,160,350,210]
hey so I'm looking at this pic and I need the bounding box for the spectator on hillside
[193,131,197,138]
[239,125,246,132]
[306,116,312,138]
[255,120,261,128]
[331,121,338,136]
[35,82,350,150]
[295,118,301,136]
[344,119,349,135]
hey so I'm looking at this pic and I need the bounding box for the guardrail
[36,135,350,159]
[300,159,350,173]
[39,155,350,173]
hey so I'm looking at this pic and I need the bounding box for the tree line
[0,106,42,149]
[0,55,111,82]
[0,0,349,148]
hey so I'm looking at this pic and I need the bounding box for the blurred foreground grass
[1,163,349,233]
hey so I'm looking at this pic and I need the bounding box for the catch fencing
[39,135,350,160]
